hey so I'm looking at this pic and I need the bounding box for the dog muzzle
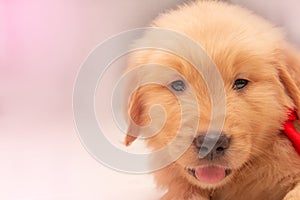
[283,108,300,155]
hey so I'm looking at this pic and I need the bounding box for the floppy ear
[278,65,300,113]
[279,44,300,116]
[124,88,145,146]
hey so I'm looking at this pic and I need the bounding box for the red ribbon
[283,108,300,154]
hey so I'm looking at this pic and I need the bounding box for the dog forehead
[148,0,285,79]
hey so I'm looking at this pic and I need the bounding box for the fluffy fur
[125,1,300,199]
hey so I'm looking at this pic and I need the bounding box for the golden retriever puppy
[124,1,300,199]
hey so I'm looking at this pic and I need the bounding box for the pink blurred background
[1,0,300,199]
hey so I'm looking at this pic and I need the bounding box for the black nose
[194,133,230,160]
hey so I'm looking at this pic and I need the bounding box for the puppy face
[125,1,300,190]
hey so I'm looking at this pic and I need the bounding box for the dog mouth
[186,166,232,185]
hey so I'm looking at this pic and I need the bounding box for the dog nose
[194,133,230,160]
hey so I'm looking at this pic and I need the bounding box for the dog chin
[185,165,233,188]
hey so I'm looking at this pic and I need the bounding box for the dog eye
[170,80,186,92]
[233,79,249,90]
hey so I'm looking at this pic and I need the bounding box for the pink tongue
[195,166,226,184]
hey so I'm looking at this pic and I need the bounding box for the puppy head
[124,1,300,190]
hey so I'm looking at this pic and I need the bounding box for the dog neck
[283,108,300,154]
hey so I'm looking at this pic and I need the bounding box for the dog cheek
[129,86,184,150]
[222,125,252,168]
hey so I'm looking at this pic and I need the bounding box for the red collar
[283,108,300,154]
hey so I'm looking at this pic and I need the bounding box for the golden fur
[125,1,300,199]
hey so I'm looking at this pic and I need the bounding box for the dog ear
[124,88,144,146]
[278,44,300,116]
